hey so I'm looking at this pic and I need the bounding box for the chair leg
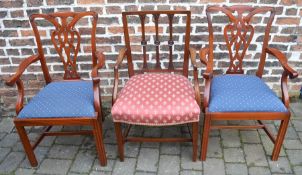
[99,98,106,122]
[114,122,124,161]
[201,114,211,161]
[192,122,198,162]
[15,124,38,167]
[271,118,290,161]
[92,119,107,166]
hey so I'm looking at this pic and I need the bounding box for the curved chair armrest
[189,47,199,68]
[91,50,106,120]
[265,47,298,79]
[114,48,127,69]
[198,47,213,110]
[6,54,40,86]
[198,47,213,80]
[91,50,106,80]
[5,54,39,114]
[112,48,127,105]
[189,47,201,107]
[199,47,209,66]
[266,47,299,108]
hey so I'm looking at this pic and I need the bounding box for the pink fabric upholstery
[111,73,200,126]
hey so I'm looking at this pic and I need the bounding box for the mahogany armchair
[5,12,107,166]
[111,11,201,161]
[199,5,298,161]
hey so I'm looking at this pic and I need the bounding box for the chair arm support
[203,78,212,110]
[91,50,105,80]
[198,47,213,79]
[189,47,199,68]
[199,47,209,66]
[189,47,201,106]
[91,50,106,119]
[199,47,212,110]
[5,54,39,115]
[266,47,298,108]
[265,47,298,79]
[112,48,127,105]
[5,54,40,86]
[114,48,127,69]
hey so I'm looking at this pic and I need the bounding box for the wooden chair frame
[198,5,298,161]
[112,10,200,161]
[5,11,107,167]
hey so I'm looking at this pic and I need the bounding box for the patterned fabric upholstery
[208,75,287,112]
[111,73,200,126]
[18,81,95,118]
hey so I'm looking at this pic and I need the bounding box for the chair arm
[265,47,298,79]
[5,54,40,86]
[114,48,127,69]
[198,47,213,110]
[189,47,199,68]
[189,48,201,106]
[266,47,298,108]
[112,48,127,105]
[90,50,106,119]
[91,50,105,81]
[198,47,213,80]
[5,54,39,114]
[199,47,209,66]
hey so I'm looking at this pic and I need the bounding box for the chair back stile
[206,6,275,76]
[29,12,98,82]
[122,11,191,77]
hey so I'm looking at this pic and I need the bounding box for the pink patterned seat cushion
[111,73,200,126]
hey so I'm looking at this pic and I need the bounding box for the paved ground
[0,101,302,175]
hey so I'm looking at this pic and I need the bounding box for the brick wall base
[0,0,301,118]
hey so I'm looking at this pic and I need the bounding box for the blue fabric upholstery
[208,75,287,112]
[18,81,95,118]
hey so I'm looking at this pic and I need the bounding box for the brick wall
[0,0,301,118]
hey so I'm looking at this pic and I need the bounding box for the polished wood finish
[121,10,191,77]
[113,10,199,162]
[5,11,107,167]
[199,5,298,161]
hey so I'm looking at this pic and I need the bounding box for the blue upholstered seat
[18,81,95,118]
[208,75,287,113]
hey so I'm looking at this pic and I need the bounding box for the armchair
[199,5,298,161]
[5,11,107,166]
[111,11,201,161]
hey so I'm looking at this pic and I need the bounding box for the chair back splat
[206,5,275,75]
[30,12,98,82]
[122,11,191,77]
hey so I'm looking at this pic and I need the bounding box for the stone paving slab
[0,102,301,174]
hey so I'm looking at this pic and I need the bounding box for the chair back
[30,11,98,82]
[206,5,275,76]
[122,11,191,77]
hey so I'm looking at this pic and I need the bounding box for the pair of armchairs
[6,6,298,167]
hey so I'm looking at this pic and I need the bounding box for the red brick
[47,0,74,5]
[10,10,24,18]
[276,17,300,25]
[106,6,122,14]
[21,30,46,37]
[280,0,296,5]
[77,0,104,4]
[138,26,164,33]
[273,35,297,43]
[0,1,23,8]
